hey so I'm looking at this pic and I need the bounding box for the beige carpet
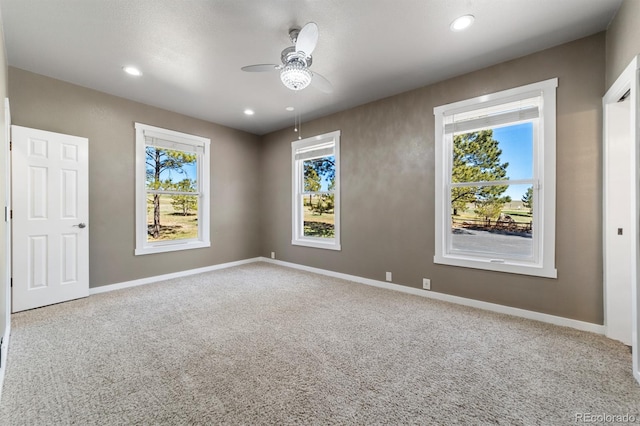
[0,262,638,424]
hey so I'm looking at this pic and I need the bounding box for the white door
[603,98,632,345]
[11,126,89,312]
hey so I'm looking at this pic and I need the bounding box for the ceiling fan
[241,22,333,93]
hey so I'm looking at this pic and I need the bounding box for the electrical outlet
[386,272,392,282]
[422,278,431,290]
[271,251,275,259]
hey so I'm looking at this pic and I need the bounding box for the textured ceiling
[0,0,622,135]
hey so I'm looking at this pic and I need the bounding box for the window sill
[292,238,341,251]
[434,254,557,278]
[135,240,210,256]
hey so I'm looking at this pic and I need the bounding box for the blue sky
[492,122,533,200]
[148,160,197,186]
[180,163,197,181]
[156,164,197,182]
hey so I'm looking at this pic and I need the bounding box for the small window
[135,123,210,255]
[292,131,341,250]
[433,79,557,277]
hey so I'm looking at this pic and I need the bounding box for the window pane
[450,184,533,259]
[453,123,533,184]
[302,194,335,238]
[492,122,533,180]
[303,156,335,193]
[145,146,198,191]
[146,194,199,242]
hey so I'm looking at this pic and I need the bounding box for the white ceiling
[0,0,622,135]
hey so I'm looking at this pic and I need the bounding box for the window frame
[433,79,557,278]
[291,130,341,251]
[135,122,211,255]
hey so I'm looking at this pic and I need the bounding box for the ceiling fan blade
[241,64,280,72]
[311,72,333,94]
[296,22,318,57]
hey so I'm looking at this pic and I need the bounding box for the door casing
[603,55,640,384]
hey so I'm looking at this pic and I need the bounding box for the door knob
[73,223,87,229]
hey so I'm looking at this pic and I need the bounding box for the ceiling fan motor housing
[281,46,312,67]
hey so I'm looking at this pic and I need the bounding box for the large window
[135,123,210,255]
[292,130,341,250]
[433,79,557,277]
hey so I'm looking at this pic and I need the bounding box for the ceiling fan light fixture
[280,61,312,91]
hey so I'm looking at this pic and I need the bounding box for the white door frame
[3,99,9,344]
[603,55,640,384]
[0,98,9,397]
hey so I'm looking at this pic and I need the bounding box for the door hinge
[9,141,11,151]
[10,278,12,288]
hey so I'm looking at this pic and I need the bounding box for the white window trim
[291,130,341,251]
[433,79,557,278]
[135,122,211,255]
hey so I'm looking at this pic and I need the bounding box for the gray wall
[8,68,262,288]
[261,33,605,324]
[605,0,640,89]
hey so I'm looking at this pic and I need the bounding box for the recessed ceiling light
[244,109,255,116]
[285,106,295,111]
[122,66,142,76]
[450,15,474,32]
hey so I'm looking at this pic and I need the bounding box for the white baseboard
[89,257,263,295]
[260,257,605,335]
[0,321,11,402]
[88,255,604,335]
